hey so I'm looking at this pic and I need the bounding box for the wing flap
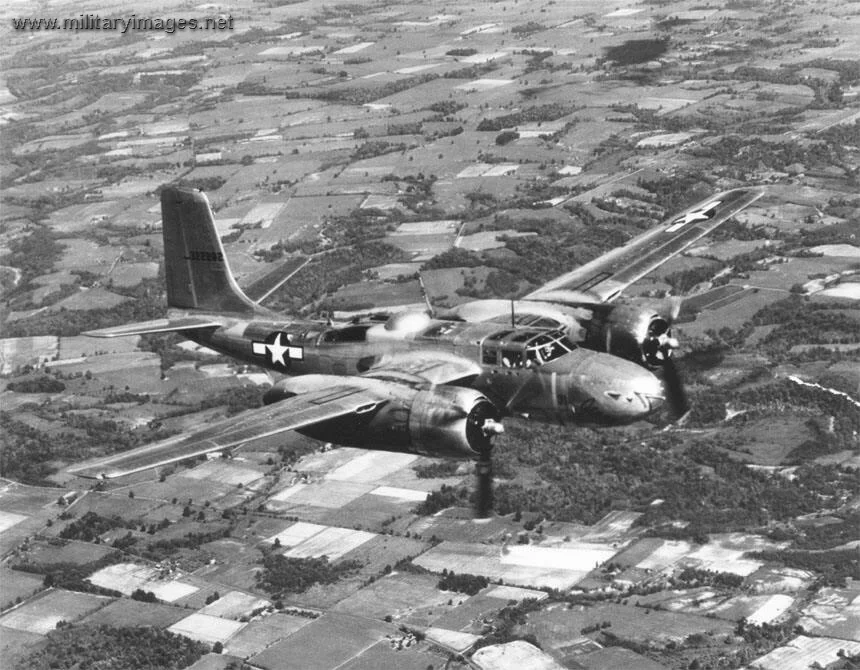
[67,385,381,479]
[527,187,765,303]
[83,317,224,338]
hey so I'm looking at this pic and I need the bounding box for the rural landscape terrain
[0,0,859,668]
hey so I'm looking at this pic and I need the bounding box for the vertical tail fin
[161,186,258,314]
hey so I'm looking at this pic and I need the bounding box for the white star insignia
[666,199,721,232]
[266,333,289,366]
[252,332,303,367]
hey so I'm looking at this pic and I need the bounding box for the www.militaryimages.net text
[11,14,234,33]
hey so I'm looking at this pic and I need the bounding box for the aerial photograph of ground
[1,0,858,668]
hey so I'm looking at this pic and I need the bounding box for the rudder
[161,186,257,314]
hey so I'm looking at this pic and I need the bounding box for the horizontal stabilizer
[83,317,223,338]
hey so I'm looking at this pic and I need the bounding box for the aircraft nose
[570,355,665,421]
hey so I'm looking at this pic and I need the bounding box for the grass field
[267,480,373,510]
[421,267,493,306]
[0,625,43,667]
[0,483,65,515]
[108,262,159,288]
[0,510,28,534]
[525,601,734,649]
[25,540,115,568]
[225,612,312,659]
[726,416,814,465]
[168,612,246,645]
[80,598,190,628]
[0,335,59,374]
[0,589,111,635]
[250,611,394,670]
[436,585,549,634]
[425,627,481,654]
[64,491,164,520]
[181,459,266,487]
[199,591,270,620]
[336,639,447,670]
[318,492,429,531]
[0,569,44,610]
[332,572,454,622]
[282,535,429,611]
[414,539,617,590]
[329,280,424,309]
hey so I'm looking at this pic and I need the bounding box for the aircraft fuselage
[185,310,665,424]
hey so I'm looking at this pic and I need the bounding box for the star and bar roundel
[665,199,722,233]
[252,331,304,368]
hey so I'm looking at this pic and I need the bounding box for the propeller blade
[475,451,493,518]
[663,357,689,419]
[666,296,683,321]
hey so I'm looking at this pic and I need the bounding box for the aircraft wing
[364,351,482,386]
[526,187,765,303]
[83,316,224,338]
[66,385,383,479]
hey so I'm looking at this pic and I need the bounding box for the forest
[255,552,362,597]
[437,570,489,596]
[417,419,860,552]
[14,625,209,670]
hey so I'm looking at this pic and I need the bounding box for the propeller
[474,449,494,518]
[662,356,689,419]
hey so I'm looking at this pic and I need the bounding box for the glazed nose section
[571,356,665,420]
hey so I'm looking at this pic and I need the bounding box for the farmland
[1,0,859,668]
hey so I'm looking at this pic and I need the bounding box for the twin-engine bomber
[67,185,763,513]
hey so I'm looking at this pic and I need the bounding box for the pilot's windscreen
[529,333,574,363]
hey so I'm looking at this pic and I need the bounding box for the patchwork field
[0,589,110,635]
[88,563,199,602]
[250,612,396,670]
[332,572,454,622]
[23,539,115,567]
[414,539,617,590]
[225,612,313,659]
[199,590,270,621]
[750,635,860,670]
[181,459,267,487]
[168,612,247,645]
[797,585,860,642]
[525,601,734,649]
[0,569,44,610]
[80,598,190,628]
[336,640,446,670]
[3,2,859,669]
[615,533,786,578]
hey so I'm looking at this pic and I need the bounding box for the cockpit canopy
[481,329,575,368]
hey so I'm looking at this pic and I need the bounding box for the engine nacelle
[590,299,677,368]
[262,376,502,460]
[407,386,501,458]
